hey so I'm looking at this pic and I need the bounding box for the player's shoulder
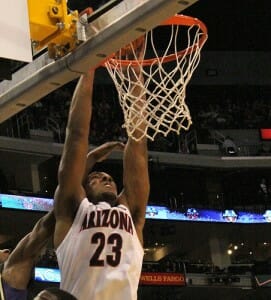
[117,193,130,210]
[117,203,129,211]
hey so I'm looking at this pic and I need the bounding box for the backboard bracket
[0,0,198,123]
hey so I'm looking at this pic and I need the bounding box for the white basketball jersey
[56,198,144,300]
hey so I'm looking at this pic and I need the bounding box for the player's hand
[95,141,125,162]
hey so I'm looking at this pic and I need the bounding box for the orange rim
[103,14,208,67]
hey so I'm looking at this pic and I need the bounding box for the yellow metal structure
[28,0,79,58]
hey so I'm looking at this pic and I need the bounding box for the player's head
[34,287,77,300]
[84,171,118,205]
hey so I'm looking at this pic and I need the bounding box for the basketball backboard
[0,0,32,62]
[0,0,198,123]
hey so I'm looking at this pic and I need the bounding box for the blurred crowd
[0,83,270,155]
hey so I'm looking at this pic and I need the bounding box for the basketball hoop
[103,14,208,142]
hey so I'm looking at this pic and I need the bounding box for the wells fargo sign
[140,272,186,286]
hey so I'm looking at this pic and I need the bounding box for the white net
[104,15,208,141]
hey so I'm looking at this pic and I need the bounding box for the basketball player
[34,287,78,300]
[53,66,149,299]
[0,211,55,300]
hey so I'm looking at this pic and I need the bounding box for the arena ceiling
[184,0,271,51]
[67,0,271,51]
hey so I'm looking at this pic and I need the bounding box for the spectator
[258,178,269,208]
[221,136,238,156]
[34,287,77,300]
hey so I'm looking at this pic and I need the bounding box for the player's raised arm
[2,211,55,290]
[120,67,150,245]
[54,69,94,248]
[83,141,125,183]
